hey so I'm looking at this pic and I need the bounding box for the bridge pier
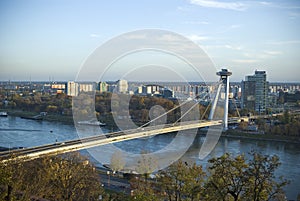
[209,69,232,130]
[217,69,232,130]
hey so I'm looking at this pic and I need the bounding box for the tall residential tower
[241,70,268,114]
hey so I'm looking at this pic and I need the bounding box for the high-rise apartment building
[78,82,95,93]
[67,81,78,96]
[117,79,128,93]
[98,81,107,93]
[241,70,268,113]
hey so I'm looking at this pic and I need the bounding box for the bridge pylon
[208,69,232,130]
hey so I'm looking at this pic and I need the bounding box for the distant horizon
[1,79,300,84]
[1,1,300,83]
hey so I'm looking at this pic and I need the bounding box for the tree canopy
[0,151,290,201]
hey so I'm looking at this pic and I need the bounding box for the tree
[130,160,206,201]
[0,156,24,201]
[204,152,289,201]
[204,153,248,201]
[45,153,102,201]
[2,151,289,201]
[135,151,158,179]
[110,150,125,173]
[158,161,206,201]
[141,109,149,122]
[130,176,160,201]
[239,121,248,130]
[0,152,103,201]
[128,151,160,201]
[245,151,289,201]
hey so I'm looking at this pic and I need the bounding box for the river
[0,116,299,200]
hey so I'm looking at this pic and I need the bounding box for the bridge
[0,120,226,162]
[0,69,250,162]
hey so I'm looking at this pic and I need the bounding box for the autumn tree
[0,152,103,201]
[158,160,206,201]
[130,176,160,201]
[238,120,248,130]
[45,153,102,201]
[0,156,24,201]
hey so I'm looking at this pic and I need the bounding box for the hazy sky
[0,0,300,82]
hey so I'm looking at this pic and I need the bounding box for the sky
[0,0,300,82]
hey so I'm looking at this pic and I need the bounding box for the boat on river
[0,112,8,117]
[20,112,47,121]
[77,120,106,126]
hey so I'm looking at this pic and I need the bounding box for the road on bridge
[0,119,225,162]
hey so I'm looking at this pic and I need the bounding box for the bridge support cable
[138,99,192,128]
[173,81,223,124]
[201,102,211,120]
[232,98,241,118]
[201,80,223,120]
[139,84,217,128]
[208,82,223,120]
[173,100,200,125]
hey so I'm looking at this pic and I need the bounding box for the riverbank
[6,110,74,124]
[3,109,117,128]
[223,129,300,144]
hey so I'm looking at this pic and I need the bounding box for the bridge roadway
[0,119,232,162]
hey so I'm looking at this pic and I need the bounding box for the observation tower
[208,69,232,130]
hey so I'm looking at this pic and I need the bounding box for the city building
[133,84,174,98]
[51,83,66,94]
[66,81,98,96]
[98,81,107,93]
[116,79,128,93]
[67,81,78,96]
[78,82,95,93]
[241,70,269,113]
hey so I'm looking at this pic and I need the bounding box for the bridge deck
[0,119,224,162]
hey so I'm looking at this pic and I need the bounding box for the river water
[0,116,299,200]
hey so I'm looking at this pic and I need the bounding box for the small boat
[0,111,8,117]
[20,114,43,120]
[77,120,106,126]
